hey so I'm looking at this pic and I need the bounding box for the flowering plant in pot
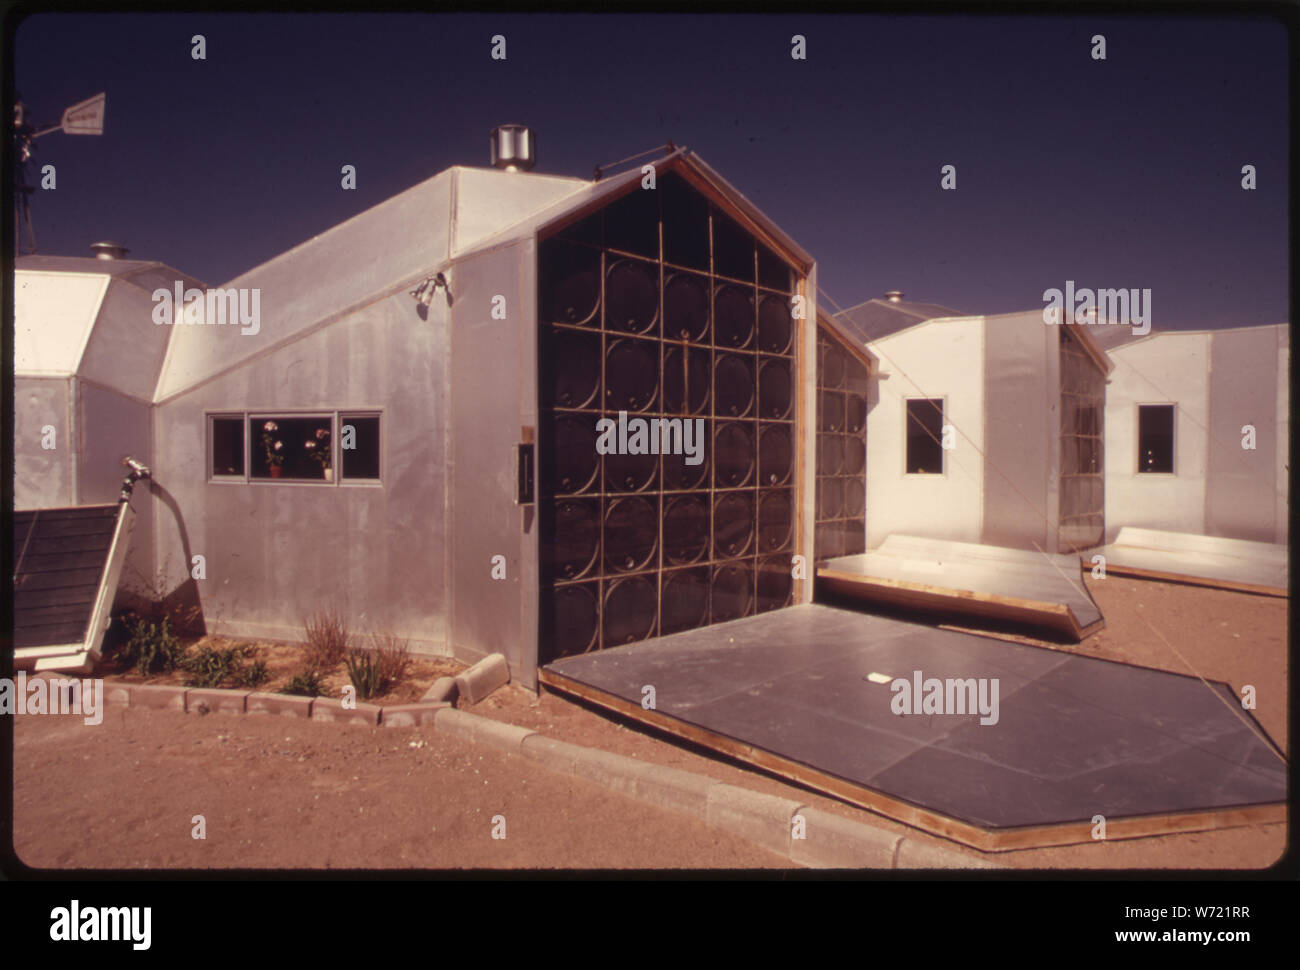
[261,421,285,477]
[305,427,332,481]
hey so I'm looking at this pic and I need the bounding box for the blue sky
[13,11,1289,329]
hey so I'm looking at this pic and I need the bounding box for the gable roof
[152,149,818,403]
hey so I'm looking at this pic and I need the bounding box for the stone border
[99,679,991,869]
[102,680,449,724]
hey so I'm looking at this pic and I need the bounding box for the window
[339,414,381,480]
[210,416,244,477]
[251,416,332,480]
[1137,404,1174,473]
[905,398,944,474]
[208,411,381,484]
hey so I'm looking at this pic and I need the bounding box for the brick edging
[101,679,991,869]
[102,680,448,724]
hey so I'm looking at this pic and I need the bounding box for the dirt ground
[12,574,1287,870]
[13,709,791,870]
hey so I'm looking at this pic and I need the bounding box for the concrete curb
[188,688,250,715]
[312,697,383,725]
[246,692,314,718]
[454,653,510,706]
[101,679,447,725]
[433,707,536,752]
[454,707,993,869]
[382,702,451,727]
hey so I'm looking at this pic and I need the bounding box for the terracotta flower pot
[269,465,283,479]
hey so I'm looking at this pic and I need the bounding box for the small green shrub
[344,649,384,700]
[281,667,329,697]
[117,615,186,676]
[344,633,411,700]
[232,657,269,689]
[180,643,265,689]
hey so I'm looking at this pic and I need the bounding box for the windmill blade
[60,92,105,135]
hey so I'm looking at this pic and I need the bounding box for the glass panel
[211,416,244,477]
[250,416,332,480]
[340,415,380,480]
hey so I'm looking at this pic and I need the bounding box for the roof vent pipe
[490,125,536,172]
[884,290,904,303]
[90,240,129,260]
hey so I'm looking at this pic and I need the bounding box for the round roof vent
[490,125,535,172]
[90,240,129,260]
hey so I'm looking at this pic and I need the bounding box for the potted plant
[305,426,332,481]
[261,421,285,478]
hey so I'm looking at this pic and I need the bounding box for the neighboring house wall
[866,317,985,548]
[1204,325,1288,543]
[14,376,75,509]
[1105,332,1211,538]
[14,264,187,610]
[981,311,1056,553]
[1104,326,1288,544]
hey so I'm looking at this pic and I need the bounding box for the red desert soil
[13,575,1287,869]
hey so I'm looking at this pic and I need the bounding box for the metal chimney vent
[91,240,129,260]
[884,290,904,303]
[490,125,536,172]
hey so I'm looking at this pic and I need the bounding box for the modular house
[836,297,1112,555]
[14,135,886,687]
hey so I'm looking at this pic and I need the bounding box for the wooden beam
[816,567,1102,641]
[1101,563,1287,598]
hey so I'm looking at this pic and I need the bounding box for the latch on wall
[516,427,534,506]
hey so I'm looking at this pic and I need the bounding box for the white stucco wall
[866,317,985,547]
[1104,331,1211,539]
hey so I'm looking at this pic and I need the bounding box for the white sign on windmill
[59,92,106,135]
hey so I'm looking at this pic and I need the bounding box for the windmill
[13,91,106,255]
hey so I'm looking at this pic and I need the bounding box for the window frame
[204,409,384,486]
[207,412,248,482]
[903,396,947,477]
[337,411,384,485]
[1135,402,1176,476]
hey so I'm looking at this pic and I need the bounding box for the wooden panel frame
[816,566,1104,641]
[539,667,1285,854]
[1100,562,1286,598]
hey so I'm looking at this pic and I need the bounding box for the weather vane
[13,91,106,255]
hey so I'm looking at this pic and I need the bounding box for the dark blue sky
[13,12,1289,329]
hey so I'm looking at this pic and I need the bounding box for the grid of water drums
[814,332,868,561]
[537,174,801,661]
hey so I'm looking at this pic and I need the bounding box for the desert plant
[180,642,265,688]
[281,667,329,697]
[343,649,384,700]
[303,609,350,671]
[370,631,411,688]
[117,615,187,676]
[344,632,411,700]
[231,656,270,689]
